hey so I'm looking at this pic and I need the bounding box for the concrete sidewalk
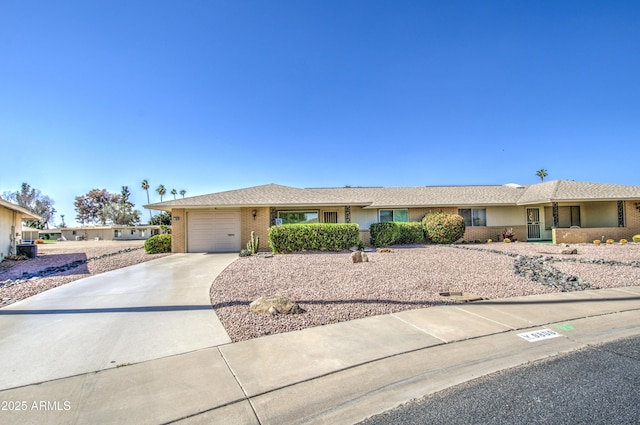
[1,286,639,424]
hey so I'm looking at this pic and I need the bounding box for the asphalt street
[359,334,640,425]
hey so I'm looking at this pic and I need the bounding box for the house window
[114,230,122,238]
[277,211,319,224]
[459,209,487,227]
[323,211,338,223]
[131,229,136,235]
[379,209,409,222]
[72,230,77,236]
[151,229,160,236]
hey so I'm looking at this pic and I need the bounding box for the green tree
[141,179,152,221]
[156,184,167,202]
[179,189,186,198]
[149,211,172,226]
[103,186,141,225]
[2,182,57,229]
[74,188,120,225]
[171,188,177,199]
[536,169,548,182]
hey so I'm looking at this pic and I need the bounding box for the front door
[527,208,541,240]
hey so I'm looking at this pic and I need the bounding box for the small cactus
[593,240,601,245]
[633,235,640,243]
[247,231,260,254]
[606,239,615,245]
[620,239,628,244]
[239,248,252,257]
[503,238,511,243]
[487,239,493,243]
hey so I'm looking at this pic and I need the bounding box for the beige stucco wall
[60,227,160,242]
[1,206,22,260]
[350,207,378,230]
[485,206,525,227]
[579,201,618,228]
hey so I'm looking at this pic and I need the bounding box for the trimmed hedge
[396,222,426,244]
[370,222,401,247]
[144,234,172,254]
[370,222,425,247]
[422,212,466,244]
[268,223,361,253]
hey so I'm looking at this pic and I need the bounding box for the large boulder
[351,251,369,263]
[250,295,304,315]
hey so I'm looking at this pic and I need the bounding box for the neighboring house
[145,180,640,253]
[21,226,41,243]
[0,198,41,260]
[59,225,164,241]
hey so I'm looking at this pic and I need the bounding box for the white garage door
[187,209,241,252]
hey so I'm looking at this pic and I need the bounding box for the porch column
[552,203,559,229]
[344,206,351,223]
[618,201,625,227]
[270,207,277,226]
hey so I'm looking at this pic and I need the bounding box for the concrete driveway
[0,253,237,390]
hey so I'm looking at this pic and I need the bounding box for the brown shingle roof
[516,180,640,204]
[145,180,640,211]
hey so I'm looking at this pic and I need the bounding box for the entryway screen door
[527,208,541,240]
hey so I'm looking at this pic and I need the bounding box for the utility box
[17,244,38,259]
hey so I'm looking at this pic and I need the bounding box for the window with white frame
[379,209,409,222]
[277,211,319,224]
[114,230,122,238]
[458,208,487,227]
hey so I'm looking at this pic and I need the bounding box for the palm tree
[171,188,177,199]
[141,179,152,221]
[536,169,548,182]
[180,189,186,198]
[156,184,167,202]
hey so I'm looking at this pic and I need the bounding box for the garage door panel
[187,209,240,253]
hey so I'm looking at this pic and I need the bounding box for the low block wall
[553,227,635,244]
[463,226,527,242]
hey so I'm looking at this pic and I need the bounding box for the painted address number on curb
[517,329,562,342]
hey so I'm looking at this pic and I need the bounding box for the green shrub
[396,222,426,245]
[268,223,360,253]
[633,235,640,243]
[421,212,465,244]
[239,248,252,257]
[144,234,172,254]
[370,222,401,248]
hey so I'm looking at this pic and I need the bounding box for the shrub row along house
[145,180,640,253]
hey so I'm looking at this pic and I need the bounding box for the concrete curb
[1,286,638,424]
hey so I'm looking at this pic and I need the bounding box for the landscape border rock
[250,295,305,315]
[0,247,144,289]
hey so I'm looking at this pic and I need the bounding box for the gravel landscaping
[0,240,170,307]
[2,240,638,344]
[211,243,640,342]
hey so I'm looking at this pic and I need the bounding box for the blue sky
[1,1,639,226]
